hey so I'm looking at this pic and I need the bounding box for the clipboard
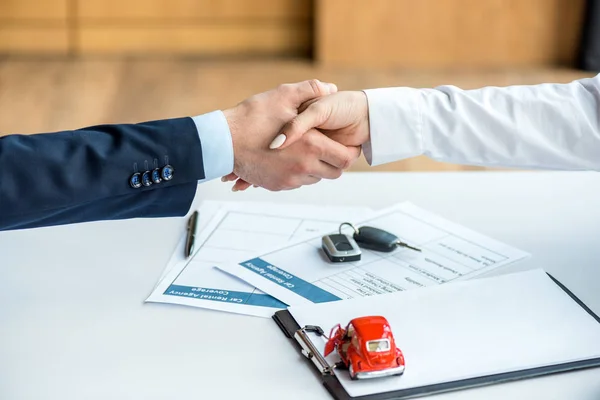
[272,273,600,400]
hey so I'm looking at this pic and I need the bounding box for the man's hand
[222,81,361,191]
[268,91,370,150]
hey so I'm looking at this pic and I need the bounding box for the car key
[322,233,362,263]
[352,226,421,253]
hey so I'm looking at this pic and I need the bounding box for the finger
[323,130,358,147]
[298,97,320,114]
[289,79,337,105]
[232,179,252,191]
[232,179,252,192]
[221,172,238,182]
[312,161,344,180]
[305,130,360,170]
[273,175,321,191]
[349,146,362,163]
[270,102,330,150]
[301,176,322,186]
[287,175,321,190]
[307,148,359,180]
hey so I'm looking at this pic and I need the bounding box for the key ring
[339,222,359,236]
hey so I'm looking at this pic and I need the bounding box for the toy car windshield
[366,339,390,352]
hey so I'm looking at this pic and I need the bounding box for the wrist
[223,107,240,166]
[357,90,370,145]
[223,107,239,140]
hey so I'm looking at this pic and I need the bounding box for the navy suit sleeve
[0,117,205,231]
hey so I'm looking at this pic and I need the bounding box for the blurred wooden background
[0,0,313,55]
[0,0,585,64]
[317,0,586,68]
[0,0,595,172]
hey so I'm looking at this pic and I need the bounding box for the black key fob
[353,226,399,252]
[322,234,362,263]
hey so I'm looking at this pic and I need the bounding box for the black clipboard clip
[294,325,334,376]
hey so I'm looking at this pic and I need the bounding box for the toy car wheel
[349,364,358,380]
[334,361,348,370]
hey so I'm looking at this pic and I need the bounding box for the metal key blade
[396,241,421,252]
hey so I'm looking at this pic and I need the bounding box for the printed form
[146,201,373,317]
[218,202,531,307]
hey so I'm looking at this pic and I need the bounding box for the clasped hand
[221,80,370,191]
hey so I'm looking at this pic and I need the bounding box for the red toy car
[324,316,405,380]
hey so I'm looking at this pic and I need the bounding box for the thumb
[291,79,338,105]
[269,102,330,150]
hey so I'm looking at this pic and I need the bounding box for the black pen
[185,211,199,258]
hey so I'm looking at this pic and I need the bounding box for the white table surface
[1,171,600,400]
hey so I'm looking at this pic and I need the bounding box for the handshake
[220,80,370,192]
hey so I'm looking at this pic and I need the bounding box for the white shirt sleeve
[191,110,234,182]
[362,74,600,170]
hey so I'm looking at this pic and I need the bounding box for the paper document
[218,202,530,307]
[287,269,600,397]
[146,201,373,317]
[156,200,227,283]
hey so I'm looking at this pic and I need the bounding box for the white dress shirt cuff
[362,88,425,166]
[191,111,234,182]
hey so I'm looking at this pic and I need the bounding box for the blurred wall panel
[78,26,310,55]
[316,0,585,68]
[76,0,312,56]
[78,0,311,19]
[0,28,69,53]
[0,0,68,20]
[0,0,69,53]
